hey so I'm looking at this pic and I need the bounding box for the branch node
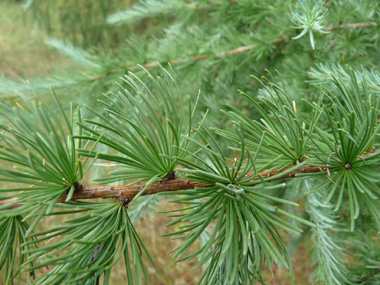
[74,182,84,192]
[115,197,132,209]
[162,171,176,181]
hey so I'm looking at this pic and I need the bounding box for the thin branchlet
[2,148,379,208]
[0,165,323,207]
[89,22,377,82]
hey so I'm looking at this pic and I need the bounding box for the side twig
[89,22,378,82]
[352,268,380,284]
[0,165,323,208]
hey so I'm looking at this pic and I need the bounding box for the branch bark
[352,268,380,283]
[323,21,378,31]
[89,22,378,82]
[1,149,378,207]
[0,165,323,208]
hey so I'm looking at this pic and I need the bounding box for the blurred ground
[0,2,313,284]
[0,2,72,78]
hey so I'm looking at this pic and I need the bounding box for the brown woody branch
[0,165,323,208]
[89,22,378,82]
[0,197,21,209]
[323,21,378,31]
[352,268,380,284]
[63,164,320,200]
[7,142,377,210]
[2,149,378,207]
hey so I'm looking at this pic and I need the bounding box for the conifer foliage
[1,0,380,284]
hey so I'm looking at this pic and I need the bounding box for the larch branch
[323,21,378,31]
[352,268,380,284]
[0,165,323,208]
[89,22,378,82]
[3,148,378,207]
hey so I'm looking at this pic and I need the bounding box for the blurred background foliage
[3,0,380,119]
[1,0,380,284]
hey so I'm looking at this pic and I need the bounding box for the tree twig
[2,148,378,207]
[0,198,22,209]
[323,21,378,31]
[62,164,322,201]
[352,268,380,283]
[0,165,323,208]
[89,22,378,82]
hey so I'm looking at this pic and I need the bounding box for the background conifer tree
[0,0,380,284]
